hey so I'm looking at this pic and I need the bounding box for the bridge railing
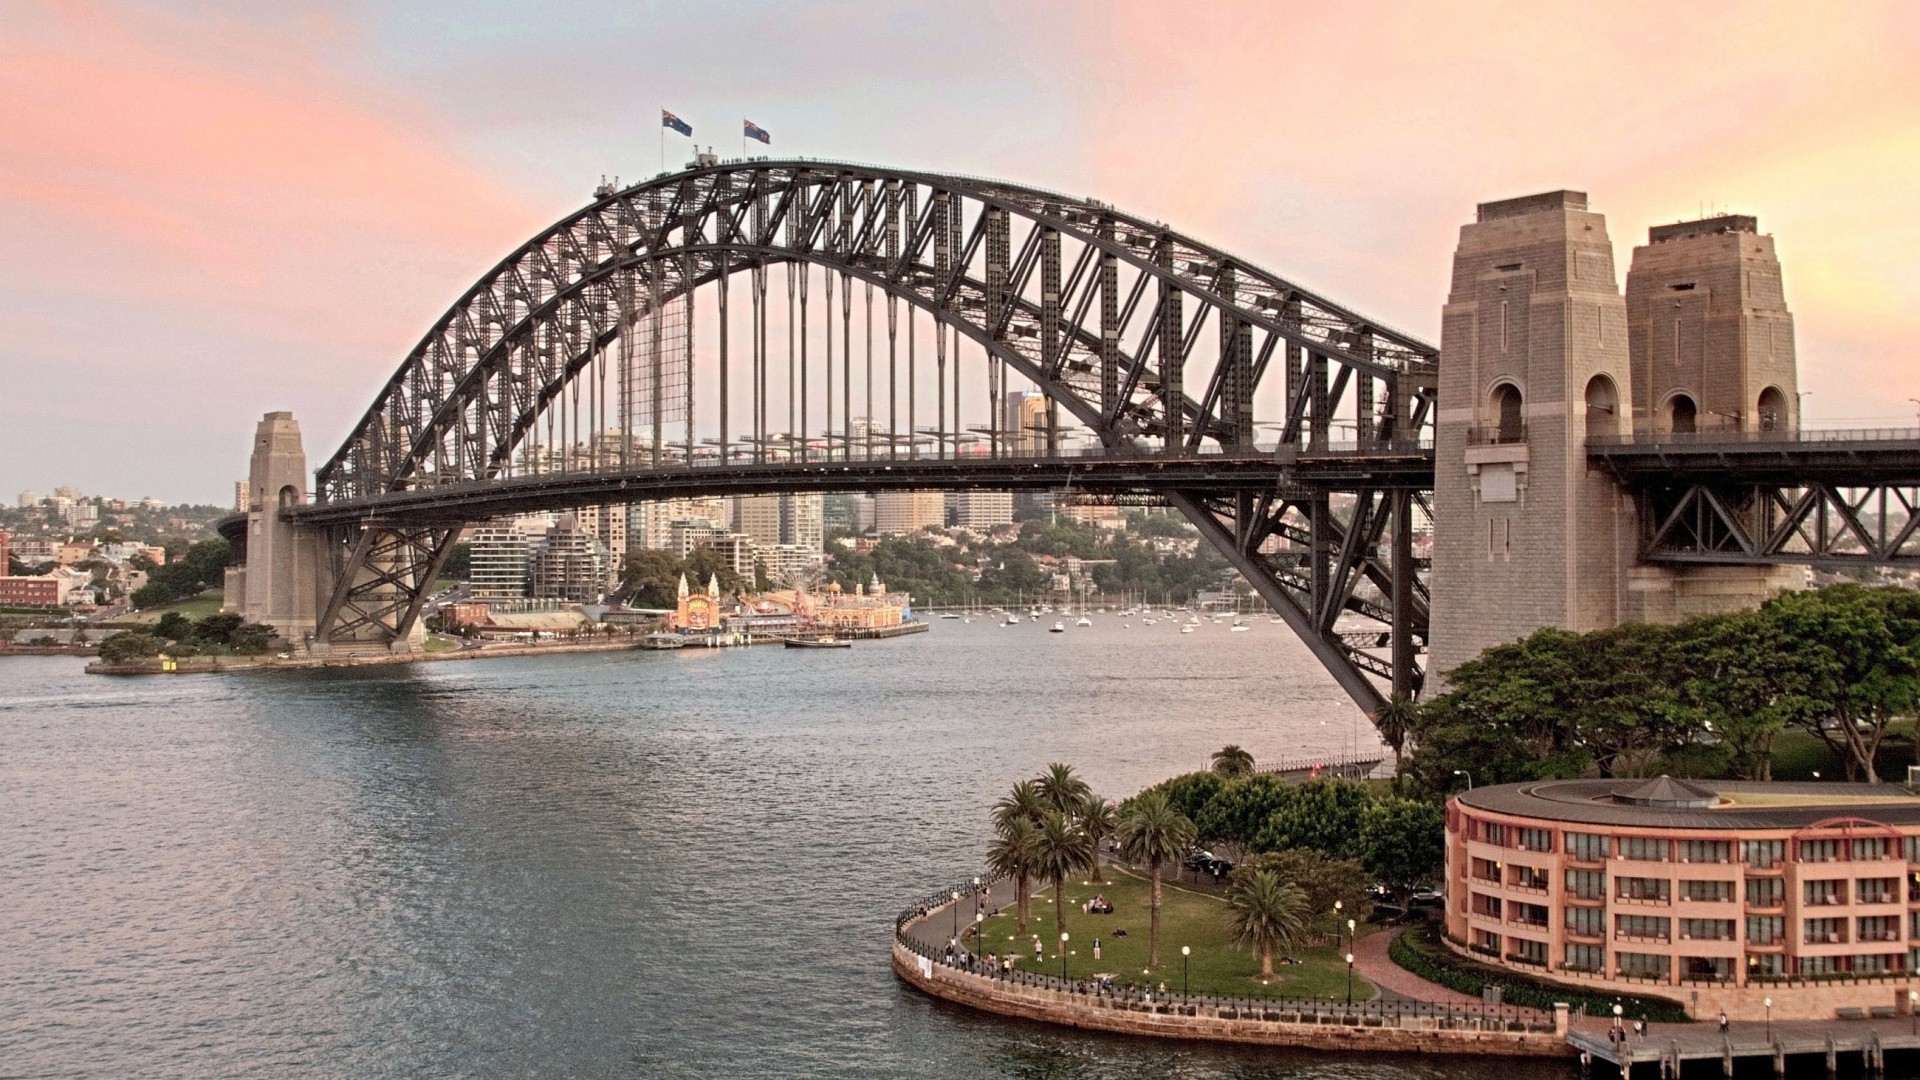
[894,880,1554,1031]
[1589,426,1920,449]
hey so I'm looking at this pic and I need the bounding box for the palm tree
[1210,745,1255,777]
[1036,762,1090,813]
[986,815,1040,933]
[1029,808,1096,943]
[1076,792,1117,884]
[1373,695,1420,792]
[993,780,1047,831]
[1228,868,1311,980]
[1115,789,1197,967]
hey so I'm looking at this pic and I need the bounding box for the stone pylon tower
[240,411,318,640]
[1620,215,1802,620]
[1429,192,1635,681]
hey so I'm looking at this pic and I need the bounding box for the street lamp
[1453,769,1473,791]
[972,876,981,922]
[975,912,985,966]
[951,891,960,942]
[1612,1002,1624,1046]
[1347,918,1356,952]
[1910,990,1917,1035]
[1763,997,1772,1041]
[1182,945,1191,997]
[1345,952,1355,1006]
[1060,932,1070,983]
[1333,900,1343,947]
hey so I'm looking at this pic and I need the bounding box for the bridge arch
[292,159,1438,713]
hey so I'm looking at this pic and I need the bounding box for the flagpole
[659,110,664,174]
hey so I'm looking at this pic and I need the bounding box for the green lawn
[971,865,1374,1002]
[124,590,225,624]
[422,634,461,653]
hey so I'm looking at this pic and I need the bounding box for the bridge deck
[1589,429,1920,484]
[286,447,1434,527]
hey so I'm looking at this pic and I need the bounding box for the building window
[1508,938,1548,967]
[1501,301,1509,353]
[1567,906,1607,937]
[1518,828,1553,853]
[1858,916,1901,944]
[1472,893,1503,920]
[1805,879,1846,906]
[1858,878,1899,904]
[1617,952,1670,981]
[1743,840,1785,869]
[1800,839,1840,863]
[1681,956,1733,983]
[1619,837,1670,863]
[1746,916,1785,946]
[1616,914,1671,942]
[1567,832,1609,862]
[1856,953,1900,975]
[1854,838,1891,861]
[1745,877,1784,908]
[1481,822,1508,846]
[1617,877,1671,903]
[1909,910,1920,940]
[1748,953,1786,978]
[1681,880,1732,903]
[1472,858,1503,883]
[1804,917,1847,945]
[1679,840,1730,864]
[1679,918,1735,942]
[1904,837,1920,863]
[1799,955,1845,976]
[1566,869,1607,900]
[1472,929,1501,957]
[1566,943,1606,974]
[1513,902,1550,929]
[1509,865,1549,891]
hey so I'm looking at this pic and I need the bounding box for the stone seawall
[891,942,1573,1057]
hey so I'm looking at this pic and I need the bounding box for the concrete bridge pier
[231,411,324,645]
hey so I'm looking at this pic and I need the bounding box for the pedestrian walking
[1093,937,1101,961]
[1718,1009,1728,1034]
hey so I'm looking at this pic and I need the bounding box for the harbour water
[0,618,1572,1078]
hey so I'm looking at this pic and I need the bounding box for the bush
[98,632,165,662]
[1388,922,1689,1022]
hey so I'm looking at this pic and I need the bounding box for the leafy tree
[681,549,747,597]
[99,632,164,662]
[441,542,471,580]
[153,611,193,641]
[1227,869,1311,980]
[131,537,231,608]
[1123,510,1194,539]
[1359,797,1445,894]
[1210,745,1255,777]
[621,549,684,608]
[1030,808,1096,943]
[1115,788,1197,968]
[1252,779,1374,861]
[1193,774,1296,850]
[1151,771,1227,826]
[1759,586,1920,782]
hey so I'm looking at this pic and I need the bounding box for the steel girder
[302,159,1439,704]
[1639,481,1920,567]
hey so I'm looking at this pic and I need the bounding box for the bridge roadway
[1588,428,1920,485]
[280,443,1435,528]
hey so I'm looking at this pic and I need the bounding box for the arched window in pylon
[1490,383,1524,443]
[1757,386,1788,433]
[1583,374,1619,438]
[1668,393,1698,435]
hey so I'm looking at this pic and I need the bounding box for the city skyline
[4,1,1919,503]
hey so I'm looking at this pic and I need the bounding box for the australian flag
[744,119,771,145]
[661,109,692,137]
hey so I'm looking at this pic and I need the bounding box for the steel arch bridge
[279,157,1439,713]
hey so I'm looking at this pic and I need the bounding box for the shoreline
[83,619,931,675]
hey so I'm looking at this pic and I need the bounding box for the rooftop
[1457,778,1920,830]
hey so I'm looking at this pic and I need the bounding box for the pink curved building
[1446,778,1920,1020]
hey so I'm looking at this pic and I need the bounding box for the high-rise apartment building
[873,491,947,535]
[947,491,1013,529]
[530,514,612,602]
[468,520,533,599]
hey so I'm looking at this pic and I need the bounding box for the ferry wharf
[1566,1016,1920,1077]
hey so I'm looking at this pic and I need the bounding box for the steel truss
[301,158,1438,711]
[1639,481,1920,567]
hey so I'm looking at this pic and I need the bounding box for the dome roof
[1611,776,1719,809]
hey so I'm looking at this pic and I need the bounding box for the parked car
[1408,889,1444,908]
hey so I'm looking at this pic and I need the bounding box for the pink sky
[2,0,1917,501]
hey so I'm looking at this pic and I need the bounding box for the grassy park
[123,589,225,624]
[968,865,1374,1002]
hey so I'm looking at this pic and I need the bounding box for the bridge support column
[239,412,323,643]
[1429,191,1633,683]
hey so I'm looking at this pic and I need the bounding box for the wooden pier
[1566,1018,1920,1077]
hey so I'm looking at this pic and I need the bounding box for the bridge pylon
[233,411,323,644]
